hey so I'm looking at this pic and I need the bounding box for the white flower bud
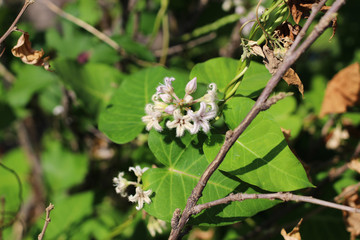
[185,77,197,95]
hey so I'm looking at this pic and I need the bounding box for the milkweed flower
[128,186,153,210]
[113,172,129,197]
[142,76,218,137]
[113,166,152,210]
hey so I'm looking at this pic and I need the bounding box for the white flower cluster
[113,166,152,210]
[142,77,218,137]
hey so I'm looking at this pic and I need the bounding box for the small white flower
[157,77,175,94]
[166,109,193,137]
[128,186,152,210]
[188,102,217,134]
[147,216,167,237]
[142,104,163,132]
[159,93,173,103]
[129,165,149,179]
[164,104,176,115]
[185,77,197,95]
[113,172,129,197]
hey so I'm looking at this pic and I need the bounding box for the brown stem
[192,192,360,216]
[37,203,55,240]
[0,0,35,45]
[169,0,345,238]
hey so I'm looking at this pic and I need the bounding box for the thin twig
[0,0,35,45]
[169,0,345,238]
[192,192,360,216]
[37,203,55,240]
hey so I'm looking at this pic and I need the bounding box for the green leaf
[237,61,271,97]
[99,66,188,144]
[204,97,313,192]
[142,130,279,226]
[266,95,302,138]
[7,64,59,108]
[42,139,88,193]
[189,58,270,97]
[113,35,156,61]
[54,59,119,117]
[190,57,237,92]
[0,149,31,212]
[45,21,93,59]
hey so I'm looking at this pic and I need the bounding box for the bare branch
[0,0,35,45]
[260,92,294,111]
[192,192,360,216]
[37,203,55,240]
[169,0,345,238]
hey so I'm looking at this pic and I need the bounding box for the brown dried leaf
[283,68,304,96]
[281,219,303,240]
[11,32,50,71]
[275,22,301,43]
[348,158,360,174]
[320,63,360,117]
[335,184,360,240]
[263,45,281,75]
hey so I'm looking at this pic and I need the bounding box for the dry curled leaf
[263,45,304,96]
[11,32,50,70]
[283,68,304,96]
[335,184,360,240]
[274,22,301,48]
[319,63,360,117]
[281,218,303,240]
[287,0,336,39]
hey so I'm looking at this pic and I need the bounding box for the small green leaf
[190,58,270,97]
[7,64,59,108]
[204,97,313,192]
[42,139,88,193]
[54,59,119,117]
[43,192,94,239]
[190,57,237,92]
[142,130,278,226]
[99,66,188,144]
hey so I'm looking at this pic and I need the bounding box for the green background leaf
[204,97,313,192]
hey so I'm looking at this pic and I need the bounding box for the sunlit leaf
[204,97,313,192]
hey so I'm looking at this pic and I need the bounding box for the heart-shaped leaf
[204,97,313,192]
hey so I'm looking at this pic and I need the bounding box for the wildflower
[143,76,218,137]
[188,102,217,134]
[147,216,167,237]
[142,104,163,132]
[113,172,129,197]
[166,109,193,137]
[157,77,175,94]
[129,165,149,181]
[128,186,153,210]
